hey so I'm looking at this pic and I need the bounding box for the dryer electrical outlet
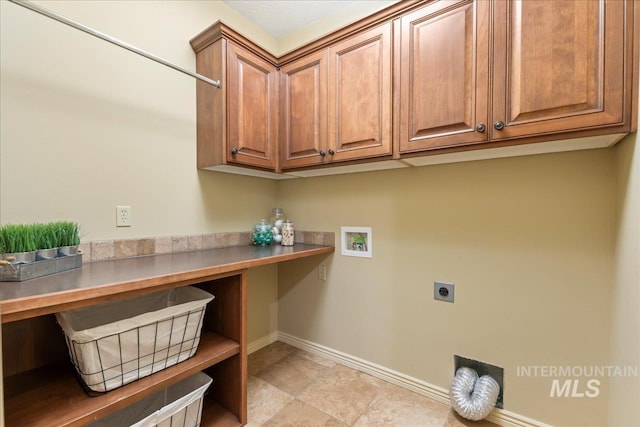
[434,281,454,302]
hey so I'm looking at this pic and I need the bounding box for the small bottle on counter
[281,220,294,246]
[252,219,274,246]
[271,208,285,243]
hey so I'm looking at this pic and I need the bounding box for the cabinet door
[399,0,489,153]
[492,0,627,140]
[328,23,392,162]
[280,50,328,169]
[227,42,278,169]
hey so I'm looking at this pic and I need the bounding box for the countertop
[0,243,334,323]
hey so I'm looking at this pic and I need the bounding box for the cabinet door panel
[280,50,327,169]
[328,23,392,161]
[227,43,278,169]
[399,0,489,152]
[492,0,626,139]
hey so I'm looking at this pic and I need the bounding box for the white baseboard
[248,331,279,355]
[278,331,550,427]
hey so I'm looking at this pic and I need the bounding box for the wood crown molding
[190,21,278,66]
[189,0,428,67]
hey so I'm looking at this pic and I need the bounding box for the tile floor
[247,341,498,427]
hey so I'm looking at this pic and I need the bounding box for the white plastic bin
[89,372,213,427]
[56,286,214,392]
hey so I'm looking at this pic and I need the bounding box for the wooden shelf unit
[3,273,248,426]
[4,331,240,426]
[1,244,334,426]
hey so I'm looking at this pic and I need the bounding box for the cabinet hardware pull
[328,149,335,155]
[231,148,239,155]
[319,150,326,157]
[493,121,505,130]
[475,123,486,133]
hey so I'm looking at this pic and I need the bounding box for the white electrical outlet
[116,206,132,227]
[318,265,327,281]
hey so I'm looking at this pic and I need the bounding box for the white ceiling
[222,0,391,39]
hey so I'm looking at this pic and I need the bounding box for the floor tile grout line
[351,385,388,426]
[251,347,360,426]
[249,343,381,426]
[255,354,367,425]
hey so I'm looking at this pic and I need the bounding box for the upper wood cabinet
[491,0,633,140]
[328,23,393,162]
[227,42,279,169]
[191,23,279,172]
[193,0,637,177]
[280,50,328,169]
[280,23,393,169]
[398,0,490,153]
[399,0,636,154]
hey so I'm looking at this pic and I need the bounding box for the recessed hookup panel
[454,355,504,409]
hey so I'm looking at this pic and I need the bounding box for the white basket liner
[56,287,214,342]
[90,372,212,427]
[133,373,212,427]
[56,287,214,392]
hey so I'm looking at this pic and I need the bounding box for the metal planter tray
[0,254,82,282]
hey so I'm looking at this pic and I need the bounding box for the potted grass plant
[57,221,81,256]
[0,223,38,263]
[35,222,60,260]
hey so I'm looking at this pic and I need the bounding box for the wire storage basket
[89,372,213,427]
[55,286,214,393]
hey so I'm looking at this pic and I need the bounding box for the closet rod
[8,0,221,88]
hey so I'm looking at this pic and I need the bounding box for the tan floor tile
[293,349,338,369]
[263,400,347,427]
[249,341,298,376]
[250,343,500,427]
[285,352,334,379]
[257,353,331,396]
[247,376,295,427]
[353,382,450,426]
[297,364,386,425]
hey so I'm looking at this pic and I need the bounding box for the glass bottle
[281,220,294,246]
[270,208,285,243]
[271,208,285,230]
[252,219,274,246]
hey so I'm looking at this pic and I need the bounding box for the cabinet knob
[319,150,326,157]
[493,121,505,131]
[475,123,486,133]
[231,148,238,155]
[328,149,335,155]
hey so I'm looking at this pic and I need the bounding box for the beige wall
[247,264,278,344]
[278,149,616,426]
[0,0,401,358]
[609,134,640,424]
[0,0,282,353]
[0,0,279,238]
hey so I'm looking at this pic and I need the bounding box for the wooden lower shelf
[4,331,240,427]
[201,400,244,427]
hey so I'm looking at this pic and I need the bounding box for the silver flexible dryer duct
[450,367,500,421]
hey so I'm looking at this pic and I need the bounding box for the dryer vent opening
[450,366,500,421]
